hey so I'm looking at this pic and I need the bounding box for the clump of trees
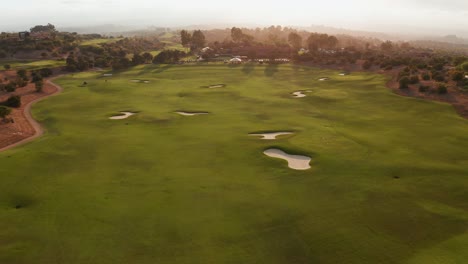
[288,32,303,51]
[153,50,186,64]
[231,27,254,45]
[179,30,206,52]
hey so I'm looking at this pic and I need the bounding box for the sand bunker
[339,72,349,76]
[175,111,209,116]
[292,91,306,98]
[208,84,226,88]
[319,77,330,81]
[264,149,311,170]
[103,74,113,77]
[109,112,136,120]
[130,79,150,83]
[250,132,293,140]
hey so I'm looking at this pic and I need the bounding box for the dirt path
[0,76,63,152]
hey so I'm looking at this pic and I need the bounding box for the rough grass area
[0,59,65,70]
[0,64,467,264]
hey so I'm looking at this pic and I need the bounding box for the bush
[0,106,11,120]
[409,75,419,84]
[419,85,430,92]
[422,73,430,80]
[362,60,372,70]
[399,76,410,89]
[452,71,464,81]
[35,81,44,92]
[39,68,53,77]
[437,84,448,94]
[4,96,21,108]
[433,74,445,82]
[5,83,15,92]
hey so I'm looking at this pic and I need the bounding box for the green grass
[79,38,123,47]
[1,59,65,70]
[0,64,467,264]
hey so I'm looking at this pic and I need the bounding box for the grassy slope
[79,38,123,47]
[0,59,66,70]
[0,64,467,264]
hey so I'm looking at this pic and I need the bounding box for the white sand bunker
[103,74,113,77]
[208,84,226,88]
[292,91,306,98]
[319,77,330,81]
[175,111,209,116]
[339,72,349,76]
[264,149,311,170]
[130,79,150,83]
[109,112,136,120]
[250,132,293,140]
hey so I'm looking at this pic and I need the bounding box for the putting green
[0,64,467,264]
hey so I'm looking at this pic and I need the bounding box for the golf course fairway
[0,64,467,264]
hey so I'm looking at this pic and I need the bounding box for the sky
[2,0,468,37]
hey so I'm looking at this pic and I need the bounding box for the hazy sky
[2,0,468,36]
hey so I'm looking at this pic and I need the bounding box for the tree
[191,30,206,51]
[180,30,192,47]
[4,96,21,108]
[131,53,145,66]
[30,23,57,33]
[3,64,10,70]
[142,52,153,64]
[35,80,44,92]
[17,69,27,80]
[288,32,303,51]
[152,50,186,64]
[231,27,244,43]
[0,106,11,121]
[461,62,468,71]
[381,41,393,52]
[31,72,42,83]
[327,36,338,49]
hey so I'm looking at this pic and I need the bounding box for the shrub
[409,75,419,84]
[39,68,53,77]
[4,96,21,108]
[422,73,430,80]
[0,106,11,120]
[399,76,410,89]
[437,84,448,94]
[5,83,15,92]
[35,81,44,92]
[419,85,430,92]
[451,71,464,81]
[433,73,445,82]
[362,60,372,70]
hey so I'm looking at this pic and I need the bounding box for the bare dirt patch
[385,71,468,119]
[0,72,62,152]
